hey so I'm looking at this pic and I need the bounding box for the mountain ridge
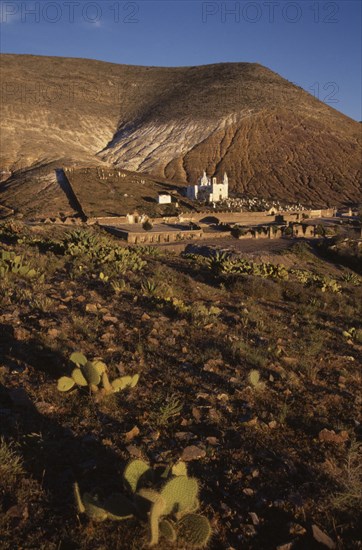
[0,53,361,215]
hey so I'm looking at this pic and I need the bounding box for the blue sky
[1,0,361,120]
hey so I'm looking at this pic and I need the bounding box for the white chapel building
[186,171,229,203]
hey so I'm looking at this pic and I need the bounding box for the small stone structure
[106,224,203,244]
[157,193,172,204]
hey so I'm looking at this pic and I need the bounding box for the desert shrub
[241,276,283,301]
[332,441,362,513]
[282,281,313,304]
[0,438,25,491]
[142,220,153,231]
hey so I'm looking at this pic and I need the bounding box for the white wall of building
[186,171,228,203]
[158,194,172,204]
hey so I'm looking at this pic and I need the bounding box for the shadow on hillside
[0,323,137,544]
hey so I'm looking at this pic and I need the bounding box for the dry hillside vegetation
[0,221,361,549]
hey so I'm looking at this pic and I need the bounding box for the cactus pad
[101,371,113,392]
[172,461,188,477]
[81,493,108,522]
[70,352,87,366]
[160,476,199,515]
[138,488,160,503]
[248,369,260,386]
[123,459,151,493]
[57,376,75,392]
[112,375,132,391]
[71,368,88,386]
[149,495,166,546]
[93,360,107,375]
[178,513,212,548]
[104,493,135,520]
[82,362,101,385]
[130,373,140,388]
[159,519,177,542]
[74,483,85,513]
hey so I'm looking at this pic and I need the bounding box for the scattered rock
[103,315,118,323]
[141,312,151,321]
[318,428,349,444]
[175,432,195,441]
[244,417,258,427]
[124,425,140,441]
[147,337,159,347]
[217,393,229,401]
[208,408,221,423]
[249,512,259,525]
[289,522,306,535]
[268,420,278,429]
[282,357,298,366]
[85,303,98,313]
[181,445,206,461]
[150,431,160,441]
[192,407,202,422]
[126,445,143,458]
[35,401,56,414]
[206,436,220,446]
[312,524,336,549]
[6,504,29,521]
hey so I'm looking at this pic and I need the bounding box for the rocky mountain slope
[1,54,361,214]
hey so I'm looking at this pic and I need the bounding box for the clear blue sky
[1,0,361,120]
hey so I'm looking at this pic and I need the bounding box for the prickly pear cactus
[74,459,212,548]
[82,362,101,386]
[71,368,87,386]
[57,353,140,397]
[171,461,188,477]
[57,376,76,392]
[103,493,135,521]
[160,475,199,515]
[159,518,177,542]
[123,459,151,493]
[70,352,87,366]
[178,513,212,548]
[73,484,108,522]
[248,369,260,386]
[74,483,134,522]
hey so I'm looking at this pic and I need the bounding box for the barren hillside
[0,54,361,214]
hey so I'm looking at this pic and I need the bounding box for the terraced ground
[0,221,361,549]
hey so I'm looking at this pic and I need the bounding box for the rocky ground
[0,220,361,549]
